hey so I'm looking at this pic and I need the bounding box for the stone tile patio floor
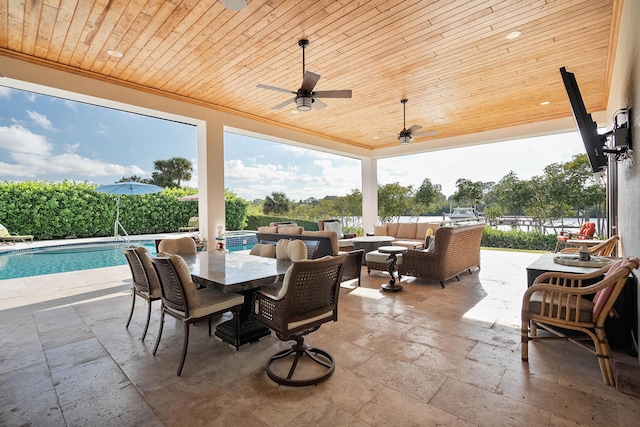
[1,248,639,426]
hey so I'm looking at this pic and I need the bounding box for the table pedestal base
[215,319,270,347]
[381,282,403,292]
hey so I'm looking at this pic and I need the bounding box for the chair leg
[440,281,445,288]
[521,319,530,362]
[141,298,152,342]
[177,322,190,376]
[153,309,165,356]
[125,289,136,329]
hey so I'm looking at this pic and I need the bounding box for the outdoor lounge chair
[178,217,199,232]
[0,224,34,244]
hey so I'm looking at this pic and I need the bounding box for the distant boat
[447,207,481,220]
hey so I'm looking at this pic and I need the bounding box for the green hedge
[0,181,198,240]
[481,226,557,251]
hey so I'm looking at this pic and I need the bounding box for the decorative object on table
[151,254,244,376]
[252,255,345,386]
[521,257,640,386]
[122,247,162,342]
[552,255,616,268]
[579,245,591,261]
[94,181,163,241]
[216,225,227,251]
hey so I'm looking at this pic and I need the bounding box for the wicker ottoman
[365,250,403,276]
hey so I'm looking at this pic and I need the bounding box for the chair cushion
[392,240,423,249]
[158,237,197,255]
[592,258,626,320]
[134,246,162,297]
[289,309,334,330]
[163,253,202,308]
[278,226,303,234]
[276,240,290,259]
[528,291,594,323]
[323,221,344,239]
[287,240,308,262]
[188,287,244,319]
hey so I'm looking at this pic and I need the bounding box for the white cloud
[97,123,108,134]
[64,143,80,153]
[0,86,12,98]
[64,100,77,111]
[26,110,56,131]
[0,124,53,154]
[24,92,36,102]
[0,124,147,180]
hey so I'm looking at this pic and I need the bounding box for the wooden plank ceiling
[0,0,619,150]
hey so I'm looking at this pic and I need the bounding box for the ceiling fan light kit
[257,39,352,111]
[379,98,437,145]
[399,135,412,145]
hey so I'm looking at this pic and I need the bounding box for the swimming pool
[0,241,253,280]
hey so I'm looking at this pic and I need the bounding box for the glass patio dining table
[188,250,292,347]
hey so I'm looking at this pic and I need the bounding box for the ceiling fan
[257,39,352,111]
[380,99,437,144]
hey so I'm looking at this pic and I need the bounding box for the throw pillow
[592,258,626,321]
[276,240,290,259]
[324,221,344,239]
[287,240,308,261]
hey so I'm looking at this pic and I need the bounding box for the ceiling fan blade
[378,136,398,142]
[407,124,423,134]
[301,71,321,92]
[257,84,296,94]
[272,98,296,110]
[313,90,352,99]
[413,130,438,137]
[312,98,327,110]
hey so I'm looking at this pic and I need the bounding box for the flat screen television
[559,67,608,173]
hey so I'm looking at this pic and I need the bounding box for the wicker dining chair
[252,255,345,386]
[521,257,639,386]
[559,235,620,257]
[151,254,244,376]
[122,247,162,341]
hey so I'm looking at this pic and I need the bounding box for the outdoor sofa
[255,226,364,286]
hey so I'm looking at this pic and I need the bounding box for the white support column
[200,120,226,244]
[361,157,378,235]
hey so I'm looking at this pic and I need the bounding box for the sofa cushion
[366,250,403,265]
[397,223,417,239]
[278,225,303,234]
[258,226,278,233]
[415,223,430,240]
[387,223,400,237]
[373,225,388,236]
[393,240,424,250]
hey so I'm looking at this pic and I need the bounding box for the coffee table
[352,236,394,265]
[378,245,407,292]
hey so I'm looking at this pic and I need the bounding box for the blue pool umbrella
[95,182,163,240]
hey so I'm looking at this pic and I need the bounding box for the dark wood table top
[189,250,291,293]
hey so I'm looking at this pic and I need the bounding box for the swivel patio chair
[0,223,34,244]
[122,247,162,341]
[151,254,244,376]
[252,255,345,386]
[521,257,639,386]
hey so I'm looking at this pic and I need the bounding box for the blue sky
[1,85,587,201]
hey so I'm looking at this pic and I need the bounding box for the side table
[378,245,407,292]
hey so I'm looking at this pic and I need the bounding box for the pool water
[0,242,253,280]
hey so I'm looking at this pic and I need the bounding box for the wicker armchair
[559,235,619,257]
[252,255,345,386]
[151,254,244,376]
[399,224,485,288]
[521,257,639,386]
[122,247,162,341]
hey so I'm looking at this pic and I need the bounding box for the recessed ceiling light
[106,50,123,58]
[373,136,379,139]
[505,31,522,40]
[433,118,445,123]
[540,101,551,106]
